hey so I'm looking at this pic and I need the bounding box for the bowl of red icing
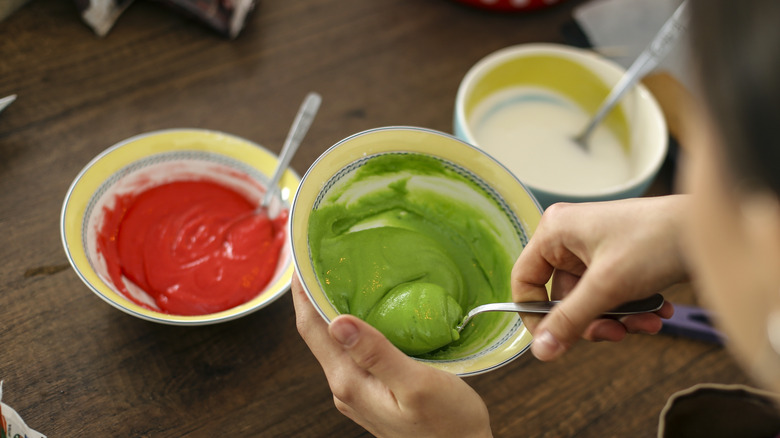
[61,129,299,325]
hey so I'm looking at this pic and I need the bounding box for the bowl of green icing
[290,126,542,375]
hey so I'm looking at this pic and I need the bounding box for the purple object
[660,304,724,344]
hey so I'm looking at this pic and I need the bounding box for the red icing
[97,180,287,316]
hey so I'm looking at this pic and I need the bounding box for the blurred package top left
[0,0,32,22]
[74,0,256,38]
[1,382,46,438]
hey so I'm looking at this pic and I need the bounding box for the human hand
[292,274,493,438]
[513,196,686,361]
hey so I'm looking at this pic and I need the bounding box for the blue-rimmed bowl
[289,126,542,376]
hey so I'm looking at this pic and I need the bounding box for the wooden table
[0,1,751,436]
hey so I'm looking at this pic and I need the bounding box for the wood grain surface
[0,0,750,436]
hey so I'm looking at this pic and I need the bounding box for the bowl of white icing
[454,43,667,208]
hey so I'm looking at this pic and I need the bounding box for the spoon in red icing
[258,92,322,216]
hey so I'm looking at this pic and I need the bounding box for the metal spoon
[0,94,16,115]
[257,92,321,214]
[455,293,665,333]
[573,1,688,149]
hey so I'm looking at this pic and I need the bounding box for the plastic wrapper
[0,0,32,22]
[158,0,256,38]
[1,382,46,438]
[75,0,255,38]
[74,0,134,37]
[573,0,692,91]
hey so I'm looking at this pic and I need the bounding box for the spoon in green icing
[455,293,665,333]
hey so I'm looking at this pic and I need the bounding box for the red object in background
[452,0,567,12]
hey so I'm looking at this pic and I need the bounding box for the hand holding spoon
[455,293,665,333]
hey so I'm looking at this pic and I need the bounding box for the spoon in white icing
[574,1,688,149]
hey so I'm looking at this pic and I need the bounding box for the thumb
[530,272,618,361]
[329,314,421,393]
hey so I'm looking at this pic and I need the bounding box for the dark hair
[689,0,780,194]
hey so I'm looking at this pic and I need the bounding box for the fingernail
[330,319,359,347]
[532,330,564,361]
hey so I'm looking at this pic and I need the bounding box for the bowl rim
[454,42,668,199]
[289,125,542,375]
[60,128,300,325]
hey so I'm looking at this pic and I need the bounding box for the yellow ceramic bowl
[290,126,542,376]
[455,43,667,208]
[61,129,300,325]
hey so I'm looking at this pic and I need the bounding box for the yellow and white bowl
[60,129,300,325]
[290,126,542,376]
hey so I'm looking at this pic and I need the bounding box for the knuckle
[552,306,580,347]
[353,347,382,372]
[402,373,448,409]
[294,313,310,338]
[329,380,356,405]
[401,386,428,408]
[591,281,619,303]
[333,395,353,416]
[540,202,572,225]
[585,254,627,292]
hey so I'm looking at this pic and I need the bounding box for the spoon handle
[0,94,16,114]
[457,293,665,332]
[576,1,689,145]
[261,92,322,207]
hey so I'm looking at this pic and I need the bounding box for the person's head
[684,0,780,392]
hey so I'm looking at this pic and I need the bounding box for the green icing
[366,283,463,356]
[308,153,517,358]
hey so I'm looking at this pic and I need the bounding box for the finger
[573,300,674,342]
[328,314,425,399]
[620,313,665,334]
[610,300,673,335]
[550,270,580,300]
[332,395,371,432]
[656,300,675,319]
[530,264,623,361]
[512,237,555,301]
[291,274,331,350]
[516,267,583,335]
[291,273,355,371]
[583,319,628,342]
[584,315,665,342]
[512,239,555,333]
[291,274,397,417]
